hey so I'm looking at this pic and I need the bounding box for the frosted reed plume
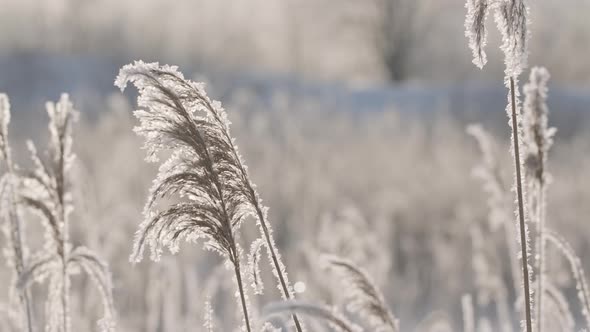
[0,94,34,332]
[522,67,554,332]
[464,0,489,68]
[115,61,253,331]
[494,0,529,78]
[465,0,532,329]
[17,94,116,332]
[545,229,590,330]
[322,254,399,332]
[116,61,304,331]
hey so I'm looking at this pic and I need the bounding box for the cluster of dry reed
[0,95,115,332]
[464,1,590,331]
[1,0,589,331]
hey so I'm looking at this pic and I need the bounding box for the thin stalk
[254,207,303,332]
[62,259,69,332]
[232,249,252,332]
[57,127,69,332]
[7,200,34,332]
[211,175,253,332]
[3,149,34,332]
[509,77,533,332]
[535,187,544,332]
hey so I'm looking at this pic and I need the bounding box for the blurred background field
[1,0,590,331]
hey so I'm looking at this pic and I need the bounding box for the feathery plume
[116,61,305,331]
[464,0,490,68]
[0,94,34,332]
[494,0,529,77]
[18,94,116,332]
[523,67,554,174]
[116,61,256,331]
[117,62,302,330]
[323,254,398,332]
[522,66,555,332]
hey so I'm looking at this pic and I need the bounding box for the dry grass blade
[323,254,399,332]
[248,238,265,295]
[542,279,575,332]
[263,300,362,332]
[545,229,590,330]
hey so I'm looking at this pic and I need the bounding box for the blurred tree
[374,0,420,83]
